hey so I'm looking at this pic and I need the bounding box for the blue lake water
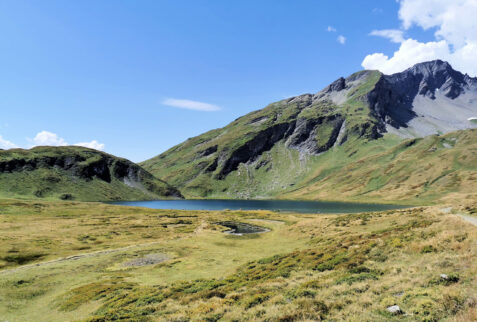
[109,199,406,214]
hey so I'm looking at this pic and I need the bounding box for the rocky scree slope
[142,60,477,199]
[0,146,182,201]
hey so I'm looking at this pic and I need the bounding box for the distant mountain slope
[282,129,477,204]
[141,60,477,202]
[0,146,182,201]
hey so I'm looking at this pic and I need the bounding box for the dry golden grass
[0,200,475,321]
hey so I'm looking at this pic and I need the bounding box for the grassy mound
[0,146,182,201]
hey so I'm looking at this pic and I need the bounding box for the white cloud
[31,131,105,151]
[327,26,336,32]
[33,131,67,146]
[0,135,17,149]
[362,39,450,74]
[362,0,477,76]
[337,35,346,45]
[369,29,405,43]
[162,98,221,112]
[74,140,105,151]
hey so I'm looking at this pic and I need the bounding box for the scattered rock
[438,273,459,284]
[215,221,270,235]
[122,253,169,267]
[393,292,404,298]
[386,305,402,315]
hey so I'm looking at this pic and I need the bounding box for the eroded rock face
[143,60,477,187]
[366,60,477,133]
[0,147,183,198]
[217,122,296,178]
[197,145,218,158]
[287,115,345,154]
[326,77,346,92]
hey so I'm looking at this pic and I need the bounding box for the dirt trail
[457,214,477,226]
[0,241,163,276]
[440,207,477,227]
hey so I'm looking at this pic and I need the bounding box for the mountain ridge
[0,146,182,201]
[142,60,477,201]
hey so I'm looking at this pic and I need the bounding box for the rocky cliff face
[367,60,477,137]
[142,60,477,197]
[0,146,182,200]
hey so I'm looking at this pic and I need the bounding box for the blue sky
[0,0,458,161]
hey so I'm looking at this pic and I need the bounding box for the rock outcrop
[141,60,477,196]
[0,146,182,200]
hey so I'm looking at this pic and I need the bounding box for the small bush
[244,293,270,309]
[3,252,45,265]
[421,245,436,253]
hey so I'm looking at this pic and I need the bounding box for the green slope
[141,71,385,197]
[142,68,477,205]
[0,146,182,201]
[281,129,477,204]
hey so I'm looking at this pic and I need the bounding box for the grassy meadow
[0,199,476,321]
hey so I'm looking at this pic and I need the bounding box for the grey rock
[386,305,402,315]
[370,60,477,138]
[327,77,346,92]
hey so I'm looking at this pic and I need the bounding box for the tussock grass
[0,200,475,321]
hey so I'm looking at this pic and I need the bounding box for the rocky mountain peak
[366,60,477,138]
[387,60,472,100]
[326,77,346,92]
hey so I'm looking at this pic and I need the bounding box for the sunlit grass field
[0,199,476,321]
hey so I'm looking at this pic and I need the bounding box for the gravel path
[458,214,477,226]
[440,207,477,227]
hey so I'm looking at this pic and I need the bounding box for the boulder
[386,305,402,315]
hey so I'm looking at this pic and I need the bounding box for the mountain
[0,146,182,201]
[141,60,477,202]
[370,59,477,137]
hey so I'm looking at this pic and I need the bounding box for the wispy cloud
[337,35,346,45]
[327,26,336,32]
[162,98,221,112]
[370,29,405,43]
[372,8,383,14]
[0,135,17,149]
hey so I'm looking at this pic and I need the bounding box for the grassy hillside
[282,129,477,205]
[141,71,386,195]
[0,199,475,321]
[141,62,476,205]
[143,126,477,205]
[0,146,182,201]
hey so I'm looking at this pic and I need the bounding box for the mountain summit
[369,60,477,137]
[142,60,477,200]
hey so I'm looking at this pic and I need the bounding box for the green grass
[140,70,385,194]
[139,61,475,207]
[137,70,477,207]
[0,199,475,321]
[0,146,180,201]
